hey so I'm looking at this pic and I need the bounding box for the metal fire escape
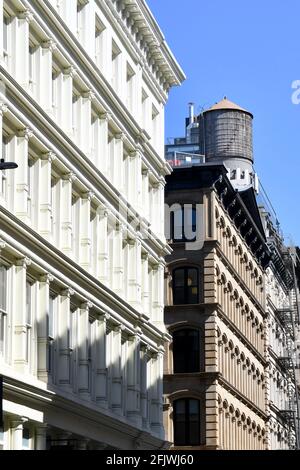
[276,248,300,449]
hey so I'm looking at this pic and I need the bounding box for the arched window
[173,398,200,446]
[173,267,199,305]
[173,329,200,373]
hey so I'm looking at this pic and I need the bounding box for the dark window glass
[173,329,200,373]
[173,268,199,305]
[174,398,200,446]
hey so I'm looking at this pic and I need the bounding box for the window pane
[22,428,30,448]
[0,267,7,311]
[187,287,198,304]
[174,399,186,446]
[187,268,197,286]
[189,400,200,446]
[174,269,184,287]
[173,287,185,305]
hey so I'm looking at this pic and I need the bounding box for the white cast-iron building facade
[0,0,184,450]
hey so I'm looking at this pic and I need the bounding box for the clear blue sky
[147,0,300,245]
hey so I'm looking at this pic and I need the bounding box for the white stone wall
[0,0,184,450]
[265,267,296,450]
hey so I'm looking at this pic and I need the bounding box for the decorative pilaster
[127,333,142,427]
[61,172,75,256]
[13,128,33,223]
[37,273,54,381]
[94,313,108,408]
[39,152,56,240]
[113,133,125,193]
[111,325,123,415]
[112,223,124,297]
[56,66,76,137]
[97,207,109,286]
[33,39,57,111]
[10,417,28,450]
[57,288,74,386]
[79,191,93,271]
[141,253,150,318]
[35,424,47,450]
[98,113,110,177]
[142,168,150,222]
[78,302,92,397]
[13,257,31,372]
[11,9,32,89]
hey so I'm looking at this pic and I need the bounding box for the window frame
[173,398,201,447]
[173,328,201,373]
[172,267,199,305]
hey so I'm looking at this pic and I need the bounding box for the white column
[78,302,92,397]
[57,67,76,137]
[60,173,74,256]
[95,313,108,408]
[78,92,93,157]
[39,152,55,241]
[97,207,109,285]
[140,345,150,429]
[10,418,28,450]
[78,0,95,58]
[141,253,150,318]
[35,424,47,450]
[59,0,77,33]
[57,289,73,386]
[13,258,31,372]
[142,169,150,222]
[114,133,124,193]
[10,10,32,89]
[13,128,32,223]
[111,325,122,415]
[0,0,3,61]
[127,334,142,427]
[0,102,7,158]
[79,192,92,271]
[129,150,142,213]
[127,239,141,309]
[150,350,164,438]
[37,273,53,381]
[98,113,109,176]
[34,40,56,113]
[112,224,124,297]
[157,179,165,239]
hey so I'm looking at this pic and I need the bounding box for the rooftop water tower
[200,97,256,191]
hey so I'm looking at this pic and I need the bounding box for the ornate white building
[0,0,184,450]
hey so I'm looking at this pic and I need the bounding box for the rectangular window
[26,282,32,363]
[111,40,121,92]
[3,15,9,66]
[27,156,38,227]
[141,89,148,131]
[0,266,7,357]
[151,105,159,149]
[48,296,55,373]
[71,193,80,261]
[0,429,4,450]
[0,137,8,200]
[29,44,36,96]
[22,427,30,450]
[95,16,105,70]
[126,63,135,113]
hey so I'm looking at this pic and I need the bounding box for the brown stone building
[163,100,272,450]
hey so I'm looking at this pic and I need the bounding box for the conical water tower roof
[204,97,253,117]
